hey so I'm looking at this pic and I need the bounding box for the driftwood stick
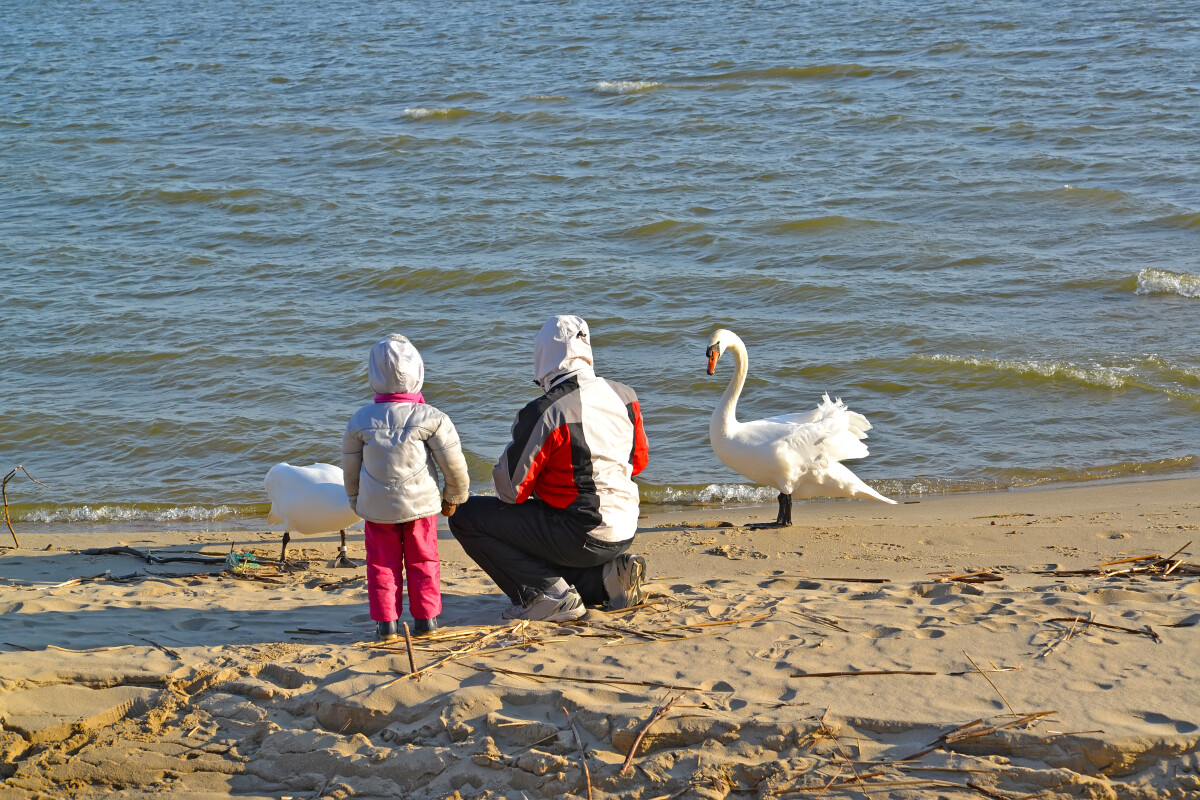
[3,465,49,548]
[402,622,418,679]
[1162,541,1192,564]
[619,694,682,777]
[563,706,593,800]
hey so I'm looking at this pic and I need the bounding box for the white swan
[706,329,895,526]
[264,462,362,568]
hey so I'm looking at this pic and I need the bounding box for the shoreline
[9,469,1200,536]
[1,477,1198,797]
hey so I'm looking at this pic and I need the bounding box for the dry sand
[2,477,1199,799]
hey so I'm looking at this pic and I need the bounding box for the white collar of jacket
[534,315,594,392]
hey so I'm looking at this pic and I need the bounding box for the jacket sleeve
[628,395,649,476]
[341,420,364,513]
[428,413,471,505]
[492,399,561,505]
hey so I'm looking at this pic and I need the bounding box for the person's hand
[441,500,457,518]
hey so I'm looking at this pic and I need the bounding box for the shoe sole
[608,555,646,609]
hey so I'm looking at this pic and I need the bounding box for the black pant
[448,496,630,606]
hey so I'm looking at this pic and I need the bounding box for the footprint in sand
[1133,712,1199,733]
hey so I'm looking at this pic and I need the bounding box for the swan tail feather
[791,462,897,504]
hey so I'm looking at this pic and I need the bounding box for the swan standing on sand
[706,329,895,527]
[264,462,362,568]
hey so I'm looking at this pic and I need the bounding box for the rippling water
[4,0,1199,528]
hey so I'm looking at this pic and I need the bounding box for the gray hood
[367,334,425,394]
[534,315,594,392]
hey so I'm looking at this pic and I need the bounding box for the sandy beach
[2,477,1199,799]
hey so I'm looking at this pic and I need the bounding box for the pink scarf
[374,392,425,404]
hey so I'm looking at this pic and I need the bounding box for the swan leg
[749,493,793,529]
[334,529,358,569]
[277,530,306,572]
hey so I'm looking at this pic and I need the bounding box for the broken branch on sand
[3,464,49,548]
[620,694,682,777]
[80,546,228,565]
[563,706,593,800]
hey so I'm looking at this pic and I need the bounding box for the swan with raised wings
[706,329,895,526]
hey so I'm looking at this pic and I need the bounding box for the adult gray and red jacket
[492,316,649,542]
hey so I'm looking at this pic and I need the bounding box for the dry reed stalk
[963,651,1017,717]
[602,630,727,648]
[791,669,937,678]
[381,622,530,684]
[130,634,182,660]
[945,664,1021,677]
[466,664,705,692]
[619,694,682,776]
[814,577,890,583]
[900,711,1056,760]
[943,571,1004,583]
[1098,553,1161,567]
[791,610,847,632]
[3,465,48,549]
[1046,616,1161,642]
[563,706,593,800]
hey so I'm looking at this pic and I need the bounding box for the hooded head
[534,315,594,392]
[368,333,425,394]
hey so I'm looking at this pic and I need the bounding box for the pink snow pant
[364,515,441,622]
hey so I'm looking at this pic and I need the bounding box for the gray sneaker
[603,554,647,610]
[503,587,586,622]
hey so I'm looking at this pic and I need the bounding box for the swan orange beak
[706,345,719,375]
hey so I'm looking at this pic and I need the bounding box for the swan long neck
[712,337,747,437]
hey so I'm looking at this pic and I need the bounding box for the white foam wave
[920,354,1130,388]
[655,484,780,505]
[1136,268,1200,298]
[22,505,243,524]
[401,107,462,119]
[593,80,663,95]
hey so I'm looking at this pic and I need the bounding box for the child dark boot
[413,617,438,636]
[376,620,399,642]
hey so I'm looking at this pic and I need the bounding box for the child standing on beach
[343,334,470,641]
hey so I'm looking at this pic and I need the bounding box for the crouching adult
[448,315,649,622]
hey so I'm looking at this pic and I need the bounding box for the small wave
[617,219,707,240]
[697,65,886,82]
[1149,212,1200,230]
[759,215,893,235]
[593,80,663,95]
[1056,184,1142,211]
[1136,268,1200,298]
[916,354,1131,389]
[401,107,473,120]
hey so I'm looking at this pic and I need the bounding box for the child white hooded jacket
[343,334,470,524]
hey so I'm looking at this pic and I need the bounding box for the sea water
[3,0,1199,528]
